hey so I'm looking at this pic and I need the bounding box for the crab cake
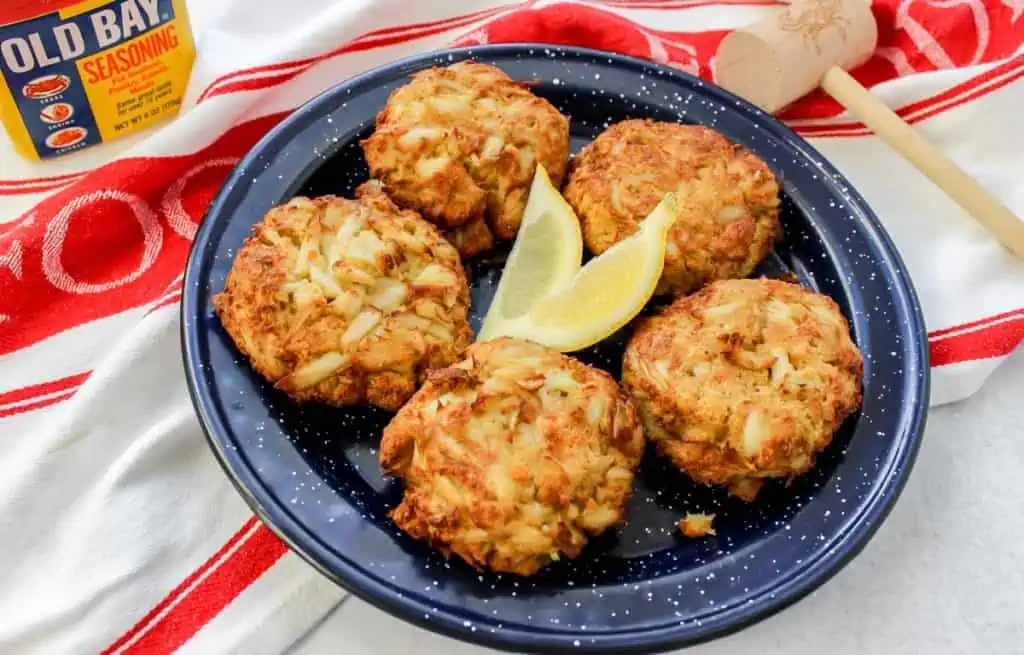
[213,186,472,412]
[564,119,781,296]
[380,338,644,575]
[362,61,570,247]
[622,279,862,500]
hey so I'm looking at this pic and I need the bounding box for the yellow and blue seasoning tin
[0,0,195,160]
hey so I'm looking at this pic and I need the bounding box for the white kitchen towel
[0,0,1021,652]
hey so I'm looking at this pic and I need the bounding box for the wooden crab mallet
[715,0,1024,259]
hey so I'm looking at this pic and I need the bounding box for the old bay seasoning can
[0,0,195,160]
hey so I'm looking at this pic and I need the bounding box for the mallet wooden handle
[821,66,1024,259]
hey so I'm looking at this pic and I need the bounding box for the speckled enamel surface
[181,45,928,654]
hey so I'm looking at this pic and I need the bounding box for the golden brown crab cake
[212,187,472,412]
[564,119,781,296]
[362,61,570,245]
[380,338,644,576]
[622,278,863,501]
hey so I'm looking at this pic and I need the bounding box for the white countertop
[295,349,1024,655]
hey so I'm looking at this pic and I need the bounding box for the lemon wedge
[477,165,582,341]
[487,193,678,352]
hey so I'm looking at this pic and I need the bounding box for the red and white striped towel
[1,1,1021,652]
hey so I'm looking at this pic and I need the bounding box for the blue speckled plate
[182,45,929,653]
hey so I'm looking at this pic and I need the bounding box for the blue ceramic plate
[182,45,928,653]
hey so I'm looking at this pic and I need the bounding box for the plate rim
[181,43,930,654]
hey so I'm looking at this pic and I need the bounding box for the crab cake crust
[564,119,781,296]
[358,179,495,259]
[212,186,472,412]
[380,338,644,575]
[444,216,495,259]
[622,279,862,500]
[362,61,570,246]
